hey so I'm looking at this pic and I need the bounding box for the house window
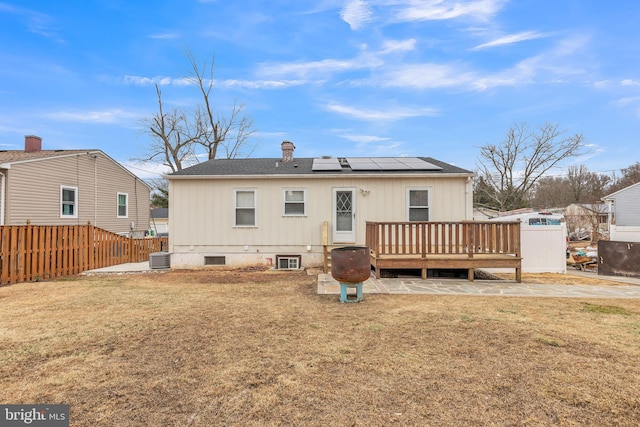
[284,189,305,216]
[276,255,301,270]
[235,190,256,227]
[407,189,430,221]
[61,186,78,218]
[117,193,128,218]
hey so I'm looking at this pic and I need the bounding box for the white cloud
[379,38,417,54]
[122,161,173,180]
[393,0,507,22]
[219,79,307,89]
[339,134,390,143]
[474,31,547,49]
[379,63,476,89]
[621,79,640,87]
[148,32,181,40]
[46,109,139,124]
[123,75,192,86]
[341,0,374,30]
[326,102,439,121]
[257,56,383,79]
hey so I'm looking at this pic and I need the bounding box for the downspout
[93,154,98,226]
[0,171,5,225]
[466,176,473,220]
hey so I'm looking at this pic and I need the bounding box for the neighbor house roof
[167,156,473,178]
[566,203,612,214]
[0,149,99,165]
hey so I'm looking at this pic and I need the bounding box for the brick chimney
[281,140,295,163]
[24,135,42,153]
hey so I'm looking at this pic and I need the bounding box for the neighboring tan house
[166,141,474,270]
[473,207,499,220]
[563,203,612,241]
[603,181,640,242]
[150,208,169,236]
[0,135,150,236]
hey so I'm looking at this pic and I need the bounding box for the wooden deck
[365,221,522,282]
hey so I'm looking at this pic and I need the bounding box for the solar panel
[346,158,382,170]
[345,157,443,171]
[312,157,342,171]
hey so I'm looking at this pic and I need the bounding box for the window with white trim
[407,188,430,221]
[276,255,301,270]
[235,190,256,227]
[61,186,78,218]
[283,189,306,216]
[117,193,128,218]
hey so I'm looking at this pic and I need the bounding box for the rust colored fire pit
[331,246,370,303]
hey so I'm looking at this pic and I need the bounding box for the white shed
[490,212,567,274]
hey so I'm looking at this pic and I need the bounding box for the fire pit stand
[330,246,371,303]
[339,282,364,303]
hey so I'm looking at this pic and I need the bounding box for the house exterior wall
[3,152,150,235]
[610,225,640,243]
[610,184,640,226]
[168,174,471,269]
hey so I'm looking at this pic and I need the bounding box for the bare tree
[529,175,571,209]
[136,52,256,172]
[138,85,201,172]
[608,161,640,193]
[185,52,256,160]
[476,122,586,212]
[566,164,611,203]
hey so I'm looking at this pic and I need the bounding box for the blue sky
[1,0,639,180]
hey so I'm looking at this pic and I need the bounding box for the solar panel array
[346,157,443,171]
[312,157,443,171]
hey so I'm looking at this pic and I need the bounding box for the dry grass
[1,269,640,426]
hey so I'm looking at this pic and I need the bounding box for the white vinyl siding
[61,186,78,218]
[283,189,305,216]
[407,188,430,221]
[235,189,256,227]
[117,193,128,218]
[168,176,470,255]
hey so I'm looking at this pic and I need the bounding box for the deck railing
[0,225,168,286]
[365,221,521,258]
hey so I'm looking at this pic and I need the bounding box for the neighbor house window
[235,190,256,227]
[407,188,430,221]
[61,186,78,218]
[283,189,306,216]
[117,193,128,218]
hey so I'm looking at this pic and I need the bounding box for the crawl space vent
[149,252,170,269]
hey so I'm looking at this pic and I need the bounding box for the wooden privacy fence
[0,225,168,286]
[365,221,522,281]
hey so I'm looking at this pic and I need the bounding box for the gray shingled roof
[169,157,472,176]
[0,149,100,164]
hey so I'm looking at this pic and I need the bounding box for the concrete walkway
[82,262,640,299]
[317,272,640,299]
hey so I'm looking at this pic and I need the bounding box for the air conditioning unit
[149,252,170,269]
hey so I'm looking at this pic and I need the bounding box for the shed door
[333,188,356,243]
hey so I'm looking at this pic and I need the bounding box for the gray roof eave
[166,172,476,180]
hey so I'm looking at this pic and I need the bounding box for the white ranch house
[166,142,475,271]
